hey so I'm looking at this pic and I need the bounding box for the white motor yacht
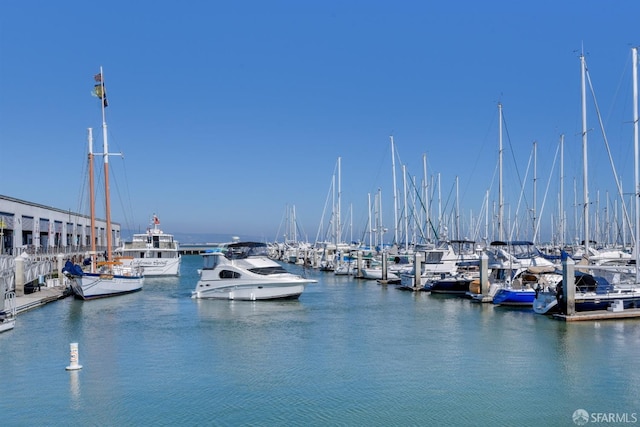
[192,241,316,300]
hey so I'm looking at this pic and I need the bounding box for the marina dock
[553,308,640,322]
[13,285,69,315]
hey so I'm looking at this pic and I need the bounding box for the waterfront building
[0,194,121,256]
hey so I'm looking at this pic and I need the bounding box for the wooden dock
[553,308,640,322]
[14,286,69,314]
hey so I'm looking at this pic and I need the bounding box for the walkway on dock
[5,285,69,316]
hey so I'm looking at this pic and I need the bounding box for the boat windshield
[226,243,269,259]
[249,266,290,275]
[202,253,221,270]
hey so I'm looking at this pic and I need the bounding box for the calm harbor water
[2,255,639,426]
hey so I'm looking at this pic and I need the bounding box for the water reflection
[68,370,81,409]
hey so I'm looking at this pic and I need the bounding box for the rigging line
[508,146,533,242]
[313,168,335,245]
[502,111,531,211]
[534,142,560,244]
[586,64,634,245]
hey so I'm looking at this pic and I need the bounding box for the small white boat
[116,214,181,276]
[192,241,316,301]
[0,291,16,333]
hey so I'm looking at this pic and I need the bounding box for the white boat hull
[70,273,144,300]
[1,291,16,332]
[192,281,307,300]
[0,318,15,333]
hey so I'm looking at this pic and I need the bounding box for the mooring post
[413,251,422,288]
[356,251,363,278]
[563,257,575,315]
[480,253,489,298]
[381,253,388,281]
[14,253,25,297]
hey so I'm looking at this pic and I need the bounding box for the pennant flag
[94,73,102,82]
[93,83,108,107]
[153,215,160,225]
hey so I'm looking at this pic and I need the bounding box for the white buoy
[65,342,83,371]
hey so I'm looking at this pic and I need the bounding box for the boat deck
[553,308,640,322]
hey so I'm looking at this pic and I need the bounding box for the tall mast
[88,128,96,273]
[337,156,341,245]
[632,47,639,280]
[390,136,398,244]
[455,176,460,240]
[97,66,113,259]
[581,53,590,255]
[498,102,504,241]
[533,141,537,243]
[422,153,429,240]
[367,193,372,249]
[402,164,408,251]
[559,134,564,246]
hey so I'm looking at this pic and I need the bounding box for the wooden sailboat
[65,67,144,299]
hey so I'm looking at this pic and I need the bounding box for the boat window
[225,244,269,259]
[424,252,444,263]
[249,266,289,275]
[219,270,240,279]
[202,255,220,270]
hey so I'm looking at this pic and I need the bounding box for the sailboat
[65,68,144,299]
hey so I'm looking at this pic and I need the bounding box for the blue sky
[1,1,640,244]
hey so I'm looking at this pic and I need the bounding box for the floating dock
[553,308,640,322]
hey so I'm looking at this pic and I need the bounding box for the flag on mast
[92,72,108,107]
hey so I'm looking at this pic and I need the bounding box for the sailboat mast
[402,164,408,251]
[498,102,504,242]
[560,134,565,246]
[581,53,590,255]
[88,128,96,273]
[337,156,341,246]
[99,66,113,259]
[632,47,639,279]
[533,141,537,243]
[390,136,398,244]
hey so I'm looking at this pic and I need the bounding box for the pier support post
[14,253,25,297]
[57,254,64,283]
[381,253,388,281]
[356,251,363,278]
[480,253,489,295]
[413,252,422,288]
[563,257,575,315]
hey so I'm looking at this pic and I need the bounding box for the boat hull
[0,318,15,333]
[192,281,307,301]
[70,273,144,300]
[428,278,473,294]
[493,288,536,306]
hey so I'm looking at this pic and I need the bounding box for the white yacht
[192,241,316,300]
[117,215,181,276]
